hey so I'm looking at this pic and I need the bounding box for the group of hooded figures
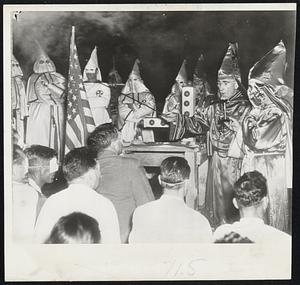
[162,41,292,233]
[12,39,293,233]
[11,42,156,154]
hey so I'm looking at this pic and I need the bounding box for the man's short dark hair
[87,123,118,153]
[63,147,97,182]
[45,212,101,244]
[234,171,267,207]
[160,157,191,189]
[24,145,57,166]
[13,144,26,166]
[214,231,254,243]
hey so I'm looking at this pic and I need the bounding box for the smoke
[12,10,296,108]
[13,11,135,79]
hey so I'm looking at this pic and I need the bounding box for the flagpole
[71,26,75,50]
[62,26,76,159]
[70,25,88,139]
[62,27,73,159]
[65,25,95,151]
[34,39,42,50]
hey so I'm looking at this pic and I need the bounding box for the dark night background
[13,10,296,111]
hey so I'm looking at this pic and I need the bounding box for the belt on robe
[247,151,285,157]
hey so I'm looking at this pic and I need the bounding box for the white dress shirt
[129,194,213,243]
[28,177,47,220]
[34,183,121,244]
[28,178,42,194]
[213,217,291,243]
[12,181,39,243]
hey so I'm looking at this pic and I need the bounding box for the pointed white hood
[83,46,102,81]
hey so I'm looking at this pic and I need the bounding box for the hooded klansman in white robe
[118,59,156,143]
[26,41,66,161]
[83,46,111,127]
[11,54,28,145]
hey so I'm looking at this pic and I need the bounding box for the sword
[49,105,54,148]
[23,116,28,145]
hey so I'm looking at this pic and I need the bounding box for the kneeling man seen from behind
[213,171,291,243]
[34,147,121,244]
[129,157,212,243]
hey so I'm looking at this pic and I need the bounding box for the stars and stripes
[65,26,95,154]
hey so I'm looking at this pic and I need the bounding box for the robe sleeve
[243,107,286,152]
[133,92,156,119]
[163,93,180,114]
[15,77,28,118]
[47,73,66,102]
[118,94,135,122]
[20,83,29,118]
[26,75,38,103]
[169,106,210,141]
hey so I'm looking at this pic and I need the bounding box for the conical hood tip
[176,59,188,84]
[33,40,56,73]
[83,46,102,81]
[193,54,206,79]
[249,40,286,86]
[218,42,241,80]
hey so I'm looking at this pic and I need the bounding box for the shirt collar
[12,181,24,185]
[28,178,42,194]
[160,193,184,202]
[98,149,119,159]
[67,183,95,192]
[239,217,265,225]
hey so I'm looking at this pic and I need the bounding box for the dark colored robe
[242,85,293,233]
[169,90,251,228]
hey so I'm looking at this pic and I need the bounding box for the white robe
[26,72,66,160]
[118,91,156,143]
[12,76,28,143]
[84,82,111,127]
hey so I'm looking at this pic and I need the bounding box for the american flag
[65,26,95,154]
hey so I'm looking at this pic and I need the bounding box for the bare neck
[239,205,265,220]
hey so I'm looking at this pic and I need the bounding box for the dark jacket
[96,149,154,243]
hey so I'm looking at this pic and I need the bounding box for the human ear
[183,181,189,196]
[234,80,239,89]
[158,175,162,185]
[233,198,239,209]
[87,168,99,186]
[262,197,269,211]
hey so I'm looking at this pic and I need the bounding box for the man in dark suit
[87,123,155,243]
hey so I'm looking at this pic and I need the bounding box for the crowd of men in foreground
[12,123,291,244]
